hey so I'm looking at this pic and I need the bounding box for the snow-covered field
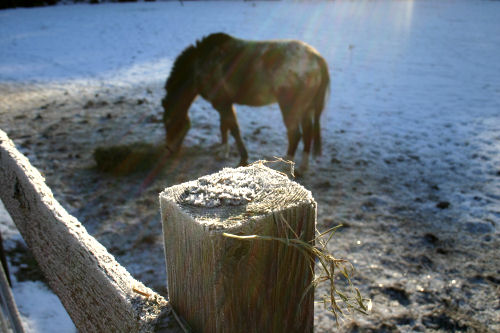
[1,0,499,331]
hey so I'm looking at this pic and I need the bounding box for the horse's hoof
[238,160,249,167]
[213,143,230,160]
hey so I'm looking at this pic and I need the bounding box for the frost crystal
[181,167,278,207]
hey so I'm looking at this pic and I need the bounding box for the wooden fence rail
[0,129,178,332]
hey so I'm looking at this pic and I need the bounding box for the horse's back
[196,35,328,109]
[264,39,325,89]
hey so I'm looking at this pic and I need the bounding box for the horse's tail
[313,55,330,157]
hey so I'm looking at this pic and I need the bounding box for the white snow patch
[12,280,76,333]
[0,200,76,333]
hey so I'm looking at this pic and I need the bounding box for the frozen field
[1,0,499,331]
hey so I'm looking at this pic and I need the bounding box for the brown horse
[161,33,329,173]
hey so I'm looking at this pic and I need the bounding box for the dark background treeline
[1,0,58,9]
[1,0,279,10]
[0,0,160,10]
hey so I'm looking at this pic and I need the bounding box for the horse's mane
[165,44,198,92]
[196,32,232,55]
[165,33,233,93]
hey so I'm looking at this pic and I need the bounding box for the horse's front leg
[215,104,248,166]
[219,117,230,159]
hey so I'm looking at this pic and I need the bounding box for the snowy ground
[1,0,499,332]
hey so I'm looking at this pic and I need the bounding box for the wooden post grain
[160,164,316,333]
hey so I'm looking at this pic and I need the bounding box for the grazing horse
[161,32,329,173]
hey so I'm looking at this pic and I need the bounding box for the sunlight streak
[399,0,415,34]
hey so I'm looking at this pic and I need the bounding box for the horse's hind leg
[278,91,302,163]
[215,104,248,166]
[280,111,302,165]
[285,125,301,162]
[299,113,314,173]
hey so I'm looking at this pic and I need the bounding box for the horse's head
[162,44,199,152]
[162,93,193,152]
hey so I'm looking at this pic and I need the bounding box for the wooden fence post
[160,164,316,333]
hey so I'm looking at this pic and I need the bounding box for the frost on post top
[179,165,288,208]
[160,164,314,229]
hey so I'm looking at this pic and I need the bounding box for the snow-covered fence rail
[0,129,173,332]
[160,164,317,332]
